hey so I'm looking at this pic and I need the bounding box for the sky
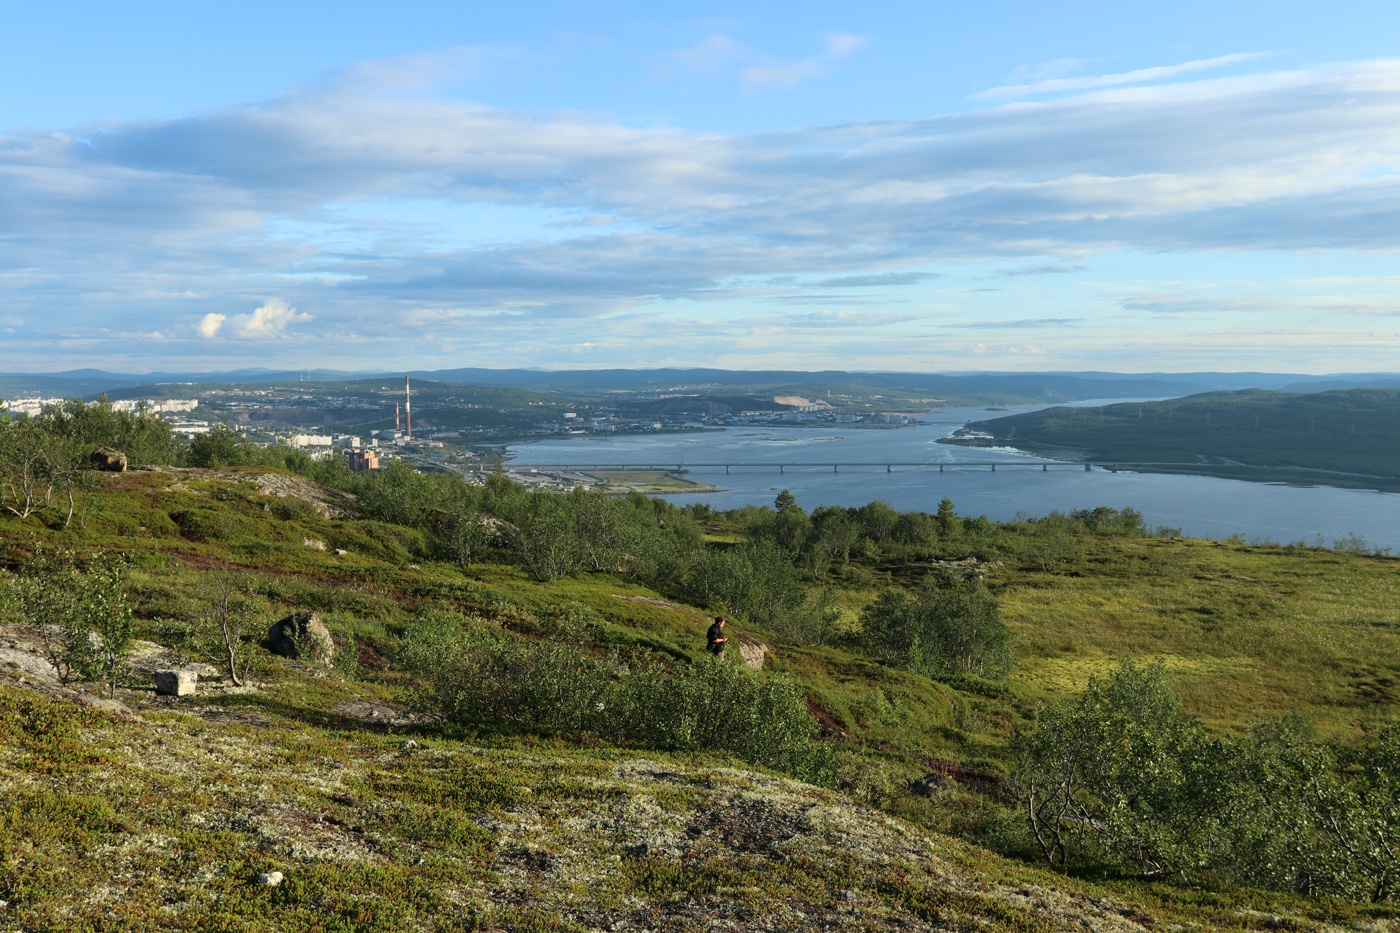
[3,1,1400,375]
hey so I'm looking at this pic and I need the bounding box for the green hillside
[2,404,1399,929]
[947,388,1400,490]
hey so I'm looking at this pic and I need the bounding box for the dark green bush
[169,507,237,542]
[397,612,832,783]
[1011,659,1400,900]
[862,578,1011,679]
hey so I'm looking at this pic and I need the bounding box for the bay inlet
[505,404,1400,552]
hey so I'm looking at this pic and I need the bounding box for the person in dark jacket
[706,616,728,657]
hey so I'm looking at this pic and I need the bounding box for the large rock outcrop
[264,612,335,665]
[732,632,771,670]
[90,447,128,472]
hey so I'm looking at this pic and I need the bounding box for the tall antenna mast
[404,375,412,440]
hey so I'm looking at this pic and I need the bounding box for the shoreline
[939,433,1400,494]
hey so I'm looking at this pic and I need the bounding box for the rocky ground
[2,628,1394,931]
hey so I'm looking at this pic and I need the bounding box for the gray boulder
[265,611,335,665]
[732,632,771,670]
[155,669,198,696]
[90,447,128,472]
[910,772,952,797]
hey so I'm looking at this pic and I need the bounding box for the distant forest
[949,388,1400,490]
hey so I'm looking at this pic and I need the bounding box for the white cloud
[977,53,1270,99]
[197,313,227,338]
[5,54,1400,369]
[741,34,869,90]
[194,301,310,341]
[234,298,312,339]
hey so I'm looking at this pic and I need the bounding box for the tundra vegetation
[1,398,1399,931]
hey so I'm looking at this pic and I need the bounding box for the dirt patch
[806,698,848,737]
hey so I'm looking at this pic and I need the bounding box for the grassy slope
[1,466,1398,930]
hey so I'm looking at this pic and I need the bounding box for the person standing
[706,616,728,657]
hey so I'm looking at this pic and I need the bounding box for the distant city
[0,374,925,490]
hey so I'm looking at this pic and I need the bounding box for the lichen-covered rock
[732,632,770,670]
[90,447,128,472]
[265,612,335,665]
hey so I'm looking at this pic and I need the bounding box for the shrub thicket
[1012,659,1400,900]
[14,550,133,696]
[861,578,1011,679]
[397,612,833,784]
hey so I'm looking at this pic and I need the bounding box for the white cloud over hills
[3,54,1400,371]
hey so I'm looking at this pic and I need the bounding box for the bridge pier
[1085,463,1092,471]
[991,464,996,472]
[939,464,944,472]
[1043,464,1047,471]
[780,465,784,474]
[833,464,838,473]
[887,464,891,473]
[725,465,730,474]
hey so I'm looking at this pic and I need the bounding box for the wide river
[505,402,1400,552]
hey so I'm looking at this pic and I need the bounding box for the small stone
[258,871,284,887]
[154,669,197,697]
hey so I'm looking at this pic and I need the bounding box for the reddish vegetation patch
[355,636,389,671]
[917,756,1010,798]
[806,697,848,736]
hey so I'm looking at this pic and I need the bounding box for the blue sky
[4,1,1400,374]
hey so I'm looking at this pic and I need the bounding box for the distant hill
[6,367,1400,409]
[946,387,1400,490]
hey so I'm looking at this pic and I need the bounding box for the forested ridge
[2,399,1399,930]
[951,388,1400,489]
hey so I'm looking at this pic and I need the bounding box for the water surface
[506,404,1400,551]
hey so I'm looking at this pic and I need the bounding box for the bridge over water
[486,461,1186,475]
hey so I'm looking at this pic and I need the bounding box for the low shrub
[169,507,238,542]
[397,611,833,784]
